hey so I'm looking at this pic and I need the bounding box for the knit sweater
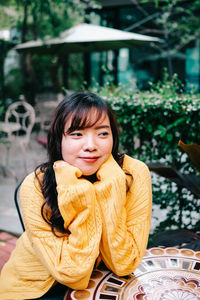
[0,155,152,299]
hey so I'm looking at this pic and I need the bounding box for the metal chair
[14,180,25,232]
[4,101,36,171]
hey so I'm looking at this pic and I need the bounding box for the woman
[0,92,152,299]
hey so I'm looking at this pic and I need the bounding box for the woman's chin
[80,166,99,176]
[82,170,96,176]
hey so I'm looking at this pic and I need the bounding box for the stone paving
[0,133,47,270]
[0,133,47,235]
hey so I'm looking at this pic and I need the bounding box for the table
[64,247,200,299]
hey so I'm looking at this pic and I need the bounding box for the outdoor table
[64,247,200,299]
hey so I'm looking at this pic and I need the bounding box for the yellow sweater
[0,155,152,299]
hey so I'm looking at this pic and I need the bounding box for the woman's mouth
[79,156,99,163]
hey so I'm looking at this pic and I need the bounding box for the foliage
[4,68,22,99]
[132,0,200,77]
[148,141,200,249]
[0,1,18,30]
[0,0,101,103]
[148,141,200,232]
[0,0,101,40]
[139,0,200,45]
[92,72,200,233]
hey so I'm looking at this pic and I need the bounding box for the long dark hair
[36,91,124,235]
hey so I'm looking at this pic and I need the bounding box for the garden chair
[4,101,35,171]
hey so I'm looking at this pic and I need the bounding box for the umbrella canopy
[15,23,162,55]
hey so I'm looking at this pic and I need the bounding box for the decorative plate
[64,247,200,300]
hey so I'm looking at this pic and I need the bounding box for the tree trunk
[25,53,36,105]
[20,0,35,104]
[0,41,5,103]
[21,0,28,43]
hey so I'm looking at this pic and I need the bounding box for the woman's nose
[83,135,97,151]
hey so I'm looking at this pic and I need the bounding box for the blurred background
[0,0,199,104]
[0,0,200,249]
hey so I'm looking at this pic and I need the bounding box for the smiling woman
[0,91,152,300]
[61,110,113,176]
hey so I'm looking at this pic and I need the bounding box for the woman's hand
[53,160,82,181]
[54,160,70,168]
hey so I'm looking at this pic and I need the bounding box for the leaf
[154,125,166,136]
[178,141,200,172]
[167,133,173,141]
[167,117,186,130]
[148,163,200,198]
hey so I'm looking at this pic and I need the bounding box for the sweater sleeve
[20,164,102,290]
[94,155,152,276]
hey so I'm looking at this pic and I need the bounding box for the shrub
[92,74,200,233]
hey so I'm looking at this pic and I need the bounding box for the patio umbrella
[15,23,162,55]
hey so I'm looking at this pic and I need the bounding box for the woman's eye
[99,131,109,136]
[70,132,82,137]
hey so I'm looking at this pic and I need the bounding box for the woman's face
[61,110,113,175]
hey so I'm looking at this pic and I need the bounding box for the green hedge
[93,77,200,233]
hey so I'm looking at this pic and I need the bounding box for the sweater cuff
[53,161,82,185]
[96,154,125,181]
